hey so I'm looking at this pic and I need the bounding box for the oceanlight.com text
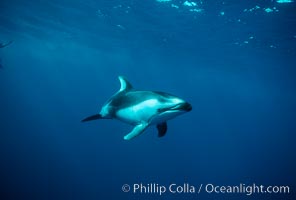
[121,183,290,196]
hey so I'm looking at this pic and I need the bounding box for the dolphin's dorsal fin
[118,76,133,92]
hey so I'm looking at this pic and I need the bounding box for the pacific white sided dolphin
[82,76,192,140]
[0,40,13,48]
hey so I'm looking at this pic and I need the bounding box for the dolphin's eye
[157,108,166,113]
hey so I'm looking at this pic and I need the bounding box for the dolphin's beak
[182,102,192,111]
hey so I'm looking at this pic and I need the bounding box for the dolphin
[82,76,192,140]
[0,40,13,69]
[0,40,13,48]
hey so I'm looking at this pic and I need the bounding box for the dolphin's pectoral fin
[124,123,149,140]
[157,122,167,137]
[81,114,102,122]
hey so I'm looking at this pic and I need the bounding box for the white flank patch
[116,99,160,124]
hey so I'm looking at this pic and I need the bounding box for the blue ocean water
[0,0,295,199]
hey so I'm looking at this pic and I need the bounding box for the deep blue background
[0,0,295,199]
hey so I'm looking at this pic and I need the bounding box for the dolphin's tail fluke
[81,114,102,122]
